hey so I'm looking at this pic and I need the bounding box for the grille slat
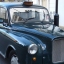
[52,39,64,63]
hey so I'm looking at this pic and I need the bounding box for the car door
[0,7,9,55]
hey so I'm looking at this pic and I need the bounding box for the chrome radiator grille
[52,39,64,63]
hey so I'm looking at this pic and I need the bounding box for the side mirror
[3,19,8,27]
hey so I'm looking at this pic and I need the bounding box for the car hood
[0,24,63,47]
[11,24,64,41]
[10,24,64,53]
[5,24,64,54]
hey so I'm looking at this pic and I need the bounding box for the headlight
[42,44,46,50]
[28,44,38,54]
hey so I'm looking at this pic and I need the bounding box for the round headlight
[28,44,38,54]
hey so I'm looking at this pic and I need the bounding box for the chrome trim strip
[0,51,5,58]
[9,45,16,50]
[53,61,64,63]
[0,29,25,46]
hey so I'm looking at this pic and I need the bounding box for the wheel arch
[5,45,16,58]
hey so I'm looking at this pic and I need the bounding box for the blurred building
[42,0,55,20]
[0,0,14,2]
[5,0,14,2]
[0,0,3,1]
[0,0,24,2]
[42,0,64,27]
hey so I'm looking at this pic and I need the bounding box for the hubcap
[11,55,19,64]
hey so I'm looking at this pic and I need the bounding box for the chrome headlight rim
[28,44,38,55]
[41,44,46,50]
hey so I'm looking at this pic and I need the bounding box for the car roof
[0,2,23,7]
[0,2,46,9]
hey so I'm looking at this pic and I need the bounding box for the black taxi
[0,1,64,64]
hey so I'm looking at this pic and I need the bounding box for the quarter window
[0,7,6,19]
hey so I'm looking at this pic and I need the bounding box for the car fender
[5,45,16,58]
[0,29,32,46]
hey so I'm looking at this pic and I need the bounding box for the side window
[0,7,6,19]
[0,7,8,25]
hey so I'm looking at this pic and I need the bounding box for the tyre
[9,50,20,64]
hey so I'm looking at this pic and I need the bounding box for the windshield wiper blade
[41,21,53,24]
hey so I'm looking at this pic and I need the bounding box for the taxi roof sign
[23,1,33,6]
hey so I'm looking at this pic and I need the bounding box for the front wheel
[9,50,20,64]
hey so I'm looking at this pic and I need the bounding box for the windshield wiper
[41,21,53,25]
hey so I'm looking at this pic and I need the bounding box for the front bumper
[26,50,50,64]
[26,54,42,64]
[43,50,52,64]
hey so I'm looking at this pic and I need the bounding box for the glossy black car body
[0,2,64,64]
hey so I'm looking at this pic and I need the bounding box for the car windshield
[10,8,51,30]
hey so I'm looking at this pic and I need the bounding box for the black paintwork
[0,2,64,64]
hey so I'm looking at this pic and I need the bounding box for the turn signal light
[33,57,36,61]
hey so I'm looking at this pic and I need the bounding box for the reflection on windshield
[10,8,50,31]
[10,8,49,23]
